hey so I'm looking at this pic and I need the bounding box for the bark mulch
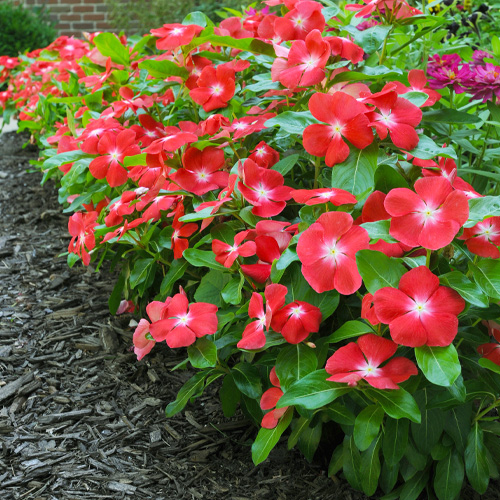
[0,131,369,500]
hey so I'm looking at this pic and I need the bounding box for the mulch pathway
[0,131,368,500]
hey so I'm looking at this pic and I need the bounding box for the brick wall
[23,0,114,38]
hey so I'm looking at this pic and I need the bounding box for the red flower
[478,321,500,366]
[237,284,287,350]
[150,23,203,50]
[296,212,369,294]
[293,187,357,206]
[190,65,236,112]
[260,367,288,429]
[68,211,98,266]
[274,0,325,41]
[212,230,257,268]
[80,57,112,93]
[239,159,292,217]
[89,129,141,187]
[271,29,330,89]
[173,146,228,196]
[150,291,218,348]
[363,87,422,151]
[241,235,282,283]
[393,69,441,107]
[325,333,418,389]
[105,190,138,227]
[361,293,380,326]
[171,209,197,260]
[271,300,322,344]
[325,36,364,64]
[373,266,465,347]
[144,125,197,154]
[384,177,469,250]
[132,300,169,360]
[248,141,280,168]
[303,92,373,167]
[360,190,414,257]
[459,217,500,259]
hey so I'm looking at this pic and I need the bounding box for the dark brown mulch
[0,131,368,500]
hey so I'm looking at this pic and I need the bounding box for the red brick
[95,4,108,11]
[95,22,112,29]
[56,23,71,30]
[46,5,68,13]
[83,13,106,21]
[71,22,94,29]
[61,14,81,21]
[47,0,60,4]
[73,5,94,12]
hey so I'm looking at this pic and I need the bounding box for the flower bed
[2,1,500,498]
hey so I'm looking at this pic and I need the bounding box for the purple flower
[427,54,472,93]
[471,50,493,68]
[465,63,500,102]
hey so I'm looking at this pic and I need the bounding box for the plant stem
[314,156,321,188]
[426,248,432,268]
[474,398,500,422]
[475,124,492,171]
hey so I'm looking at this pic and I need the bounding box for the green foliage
[0,2,56,56]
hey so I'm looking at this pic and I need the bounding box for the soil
[0,131,369,500]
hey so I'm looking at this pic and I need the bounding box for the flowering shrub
[2,1,500,498]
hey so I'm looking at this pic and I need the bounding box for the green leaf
[422,109,481,124]
[187,337,217,368]
[343,435,362,490]
[439,271,489,308]
[221,273,244,305]
[383,418,409,466]
[232,362,262,399]
[411,391,444,454]
[466,195,500,227]
[479,357,500,374]
[265,110,318,135]
[42,150,92,169]
[360,220,399,243]
[446,404,472,453]
[324,403,356,426]
[130,258,154,289]
[123,153,147,167]
[220,374,240,418]
[186,30,275,57]
[160,259,188,296]
[272,154,300,176]
[331,143,378,198]
[360,434,382,496]
[365,388,421,423]
[94,32,130,66]
[252,408,293,465]
[356,250,406,294]
[400,91,429,108]
[469,259,500,299]
[183,248,227,271]
[275,344,318,391]
[108,271,126,315]
[326,320,374,343]
[415,345,461,387]
[465,422,490,494]
[138,59,189,79]
[194,269,231,307]
[434,449,464,500]
[165,370,211,417]
[408,135,456,160]
[182,10,214,27]
[298,421,322,462]
[276,370,350,410]
[351,25,391,53]
[354,405,384,451]
[400,469,429,500]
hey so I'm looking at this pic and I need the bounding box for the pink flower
[68,211,98,266]
[296,212,369,294]
[326,333,418,389]
[271,300,322,344]
[260,367,288,428]
[212,230,257,268]
[373,266,465,347]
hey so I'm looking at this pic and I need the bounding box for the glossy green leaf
[326,320,374,343]
[275,344,318,391]
[276,370,350,410]
[219,374,240,418]
[434,449,464,500]
[383,417,409,466]
[465,422,490,494]
[130,258,154,289]
[160,259,189,296]
[415,344,461,387]
[252,408,293,465]
[232,362,262,399]
[360,220,399,243]
[360,434,382,496]
[187,337,217,368]
[165,370,211,417]
[94,32,130,66]
[365,388,421,423]
[265,110,318,135]
[423,109,481,124]
[272,154,300,176]
[356,250,406,294]
[354,405,384,451]
[439,271,489,308]
[183,248,227,271]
